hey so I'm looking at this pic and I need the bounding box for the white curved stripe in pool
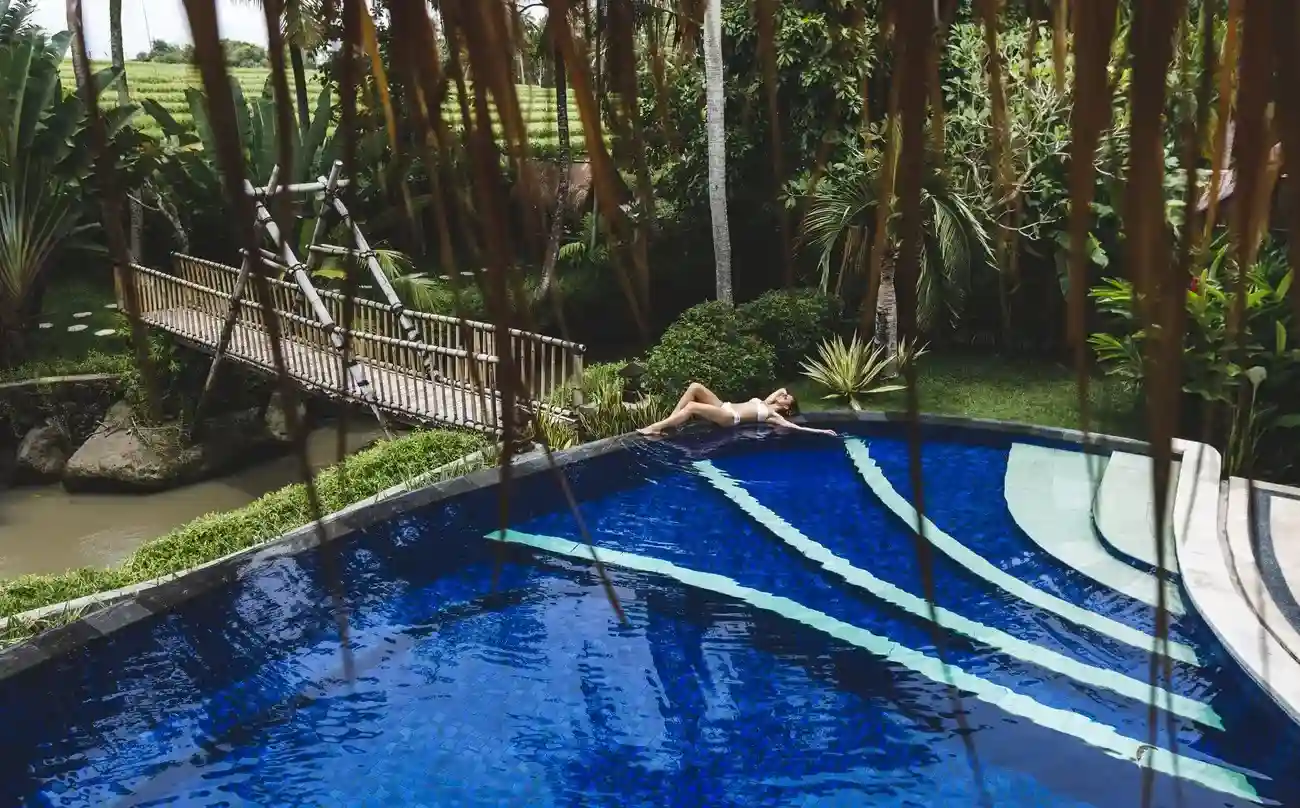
[488,528,1258,804]
[843,438,1200,666]
[1097,451,1181,573]
[691,459,1219,728]
[1004,444,1184,614]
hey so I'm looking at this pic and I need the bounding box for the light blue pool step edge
[488,528,1261,805]
[842,438,1200,666]
[691,458,1220,730]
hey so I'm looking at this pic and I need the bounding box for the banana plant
[140,78,340,261]
[0,28,138,366]
[142,77,337,185]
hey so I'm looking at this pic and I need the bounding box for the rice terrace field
[58,61,586,151]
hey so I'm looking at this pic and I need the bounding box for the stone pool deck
[1170,441,1300,726]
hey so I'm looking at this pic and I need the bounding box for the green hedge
[0,428,489,644]
[644,301,778,402]
[738,289,839,376]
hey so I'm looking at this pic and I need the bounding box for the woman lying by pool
[638,383,838,437]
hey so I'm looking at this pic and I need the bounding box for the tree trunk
[110,0,143,262]
[703,0,733,305]
[290,44,312,141]
[875,249,898,359]
[537,43,570,302]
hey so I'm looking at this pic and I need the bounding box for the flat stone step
[1095,451,1180,573]
[1005,443,1182,613]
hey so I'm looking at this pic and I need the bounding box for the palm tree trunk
[109,0,143,262]
[703,0,733,305]
[538,44,570,301]
[290,44,312,140]
[875,249,898,359]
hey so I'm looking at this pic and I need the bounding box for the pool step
[1005,444,1183,614]
[1094,451,1180,573]
[843,438,1199,665]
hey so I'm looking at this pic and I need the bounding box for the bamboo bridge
[122,163,585,435]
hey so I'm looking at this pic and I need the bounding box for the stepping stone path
[104,303,118,310]
[72,312,93,319]
[94,329,116,337]
[38,323,52,329]
[67,324,87,332]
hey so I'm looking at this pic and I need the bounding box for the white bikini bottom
[720,402,741,425]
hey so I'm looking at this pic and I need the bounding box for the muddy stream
[0,420,390,580]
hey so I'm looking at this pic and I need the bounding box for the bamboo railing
[125,255,586,433]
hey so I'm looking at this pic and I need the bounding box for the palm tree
[239,0,322,138]
[799,140,991,355]
[108,0,142,260]
[702,0,732,305]
[537,9,571,302]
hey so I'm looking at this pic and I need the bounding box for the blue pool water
[3,424,1299,807]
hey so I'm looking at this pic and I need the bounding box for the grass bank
[0,428,489,647]
[788,352,1141,438]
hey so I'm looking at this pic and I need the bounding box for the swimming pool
[3,422,1298,807]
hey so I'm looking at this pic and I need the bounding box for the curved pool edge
[5,409,1299,738]
[0,439,576,681]
[1172,440,1300,727]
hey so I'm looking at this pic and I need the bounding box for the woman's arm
[767,414,837,436]
[763,387,789,405]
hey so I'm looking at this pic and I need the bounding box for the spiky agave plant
[800,333,905,410]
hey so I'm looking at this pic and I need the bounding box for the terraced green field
[59,61,585,150]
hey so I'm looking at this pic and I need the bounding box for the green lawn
[787,353,1142,438]
[0,274,130,384]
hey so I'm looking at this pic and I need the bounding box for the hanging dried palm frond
[892,0,989,802]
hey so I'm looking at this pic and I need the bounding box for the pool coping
[1173,441,1300,727]
[1,408,1295,733]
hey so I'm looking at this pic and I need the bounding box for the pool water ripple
[3,426,1300,807]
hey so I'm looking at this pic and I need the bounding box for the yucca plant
[800,333,907,410]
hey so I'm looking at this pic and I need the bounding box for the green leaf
[1277,269,1293,302]
[141,98,192,139]
[1274,414,1300,429]
[1277,320,1287,356]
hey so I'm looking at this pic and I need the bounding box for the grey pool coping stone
[1251,489,1300,641]
[1174,440,1300,727]
[3,406,1298,732]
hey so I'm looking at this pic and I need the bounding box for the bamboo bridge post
[250,192,394,439]
[189,166,280,440]
[310,160,447,386]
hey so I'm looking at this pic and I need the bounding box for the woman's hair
[782,394,799,416]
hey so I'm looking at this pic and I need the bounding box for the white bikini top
[749,398,771,420]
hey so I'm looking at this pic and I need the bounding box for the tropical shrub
[533,363,672,449]
[0,29,136,367]
[644,301,777,402]
[794,137,991,336]
[739,288,839,376]
[1089,239,1300,477]
[800,333,928,410]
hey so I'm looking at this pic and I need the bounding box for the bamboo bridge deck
[126,255,585,434]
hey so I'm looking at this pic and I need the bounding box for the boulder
[14,420,71,484]
[63,401,286,493]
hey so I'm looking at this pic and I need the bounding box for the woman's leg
[639,401,733,435]
[671,382,723,416]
